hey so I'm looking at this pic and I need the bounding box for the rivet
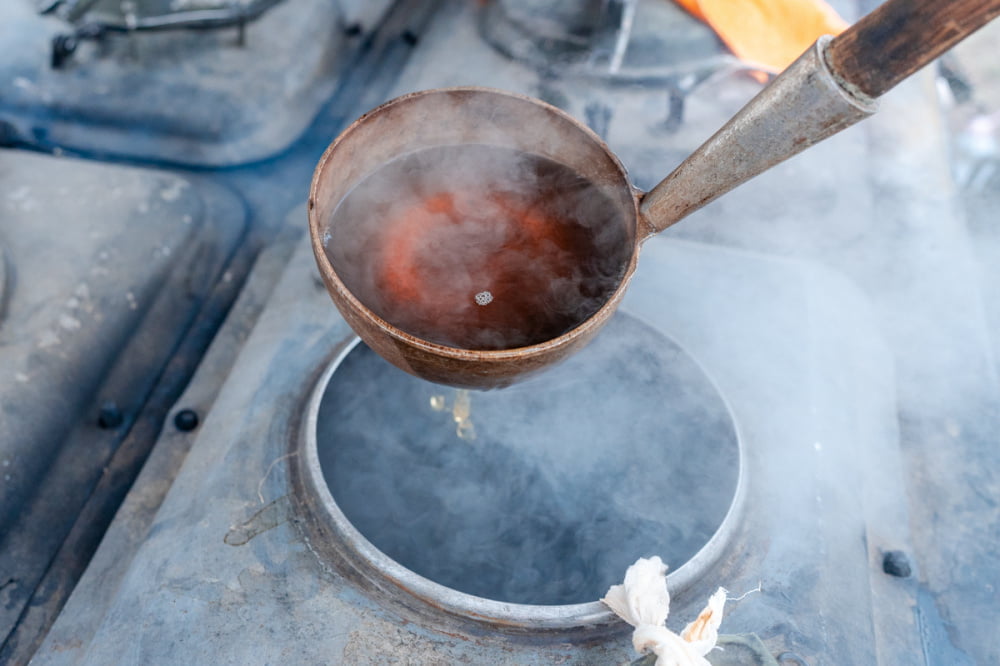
[882,550,912,578]
[174,408,199,432]
[97,401,123,429]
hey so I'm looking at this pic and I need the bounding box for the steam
[315,315,739,605]
[311,65,1000,631]
[324,144,631,349]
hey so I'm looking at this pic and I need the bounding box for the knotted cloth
[602,557,727,666]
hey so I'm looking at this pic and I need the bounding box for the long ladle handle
[828,0,1000,98]
[639,0,1000,238]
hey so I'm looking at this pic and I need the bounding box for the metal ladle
[309,0,1000,389]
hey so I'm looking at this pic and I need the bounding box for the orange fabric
[675,0,849,79]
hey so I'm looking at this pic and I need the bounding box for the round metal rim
[307,86,642,361]
[298,333,747,631]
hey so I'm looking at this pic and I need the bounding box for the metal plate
[0,148,245,654]
[0,0,363,165]
[59,0,283,26]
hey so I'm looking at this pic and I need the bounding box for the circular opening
[300,312,743,626]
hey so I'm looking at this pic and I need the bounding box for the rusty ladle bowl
[310,0,999,389]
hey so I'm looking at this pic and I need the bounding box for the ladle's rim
[307,86,642,362]
[296,330,748,633]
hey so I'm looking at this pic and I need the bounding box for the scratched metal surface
[32,214,911,664]
[10,0,1000,662]
[0,148,246,654]
[0,0,363,166]
[0,150,192,540]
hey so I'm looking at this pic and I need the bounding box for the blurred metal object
[45,0,288,68]
[953,110,999,190]
[480,0,731,83]
[50,0,286,26]
[936,54,1000,192]
[588,0,638,74]
[36,0,66,13]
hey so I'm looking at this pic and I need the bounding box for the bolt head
[882,550,912,578]
[97,401,123,429]
[173,408,199,432]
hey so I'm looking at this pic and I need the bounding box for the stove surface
[0,0,388,165]
[2,0,999,664]
[32,226,909,665]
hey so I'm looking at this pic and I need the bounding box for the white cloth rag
[602,556,727,666]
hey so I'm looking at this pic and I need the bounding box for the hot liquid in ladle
[310,0,1000,389]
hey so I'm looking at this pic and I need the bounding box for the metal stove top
[2,0,999,664]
